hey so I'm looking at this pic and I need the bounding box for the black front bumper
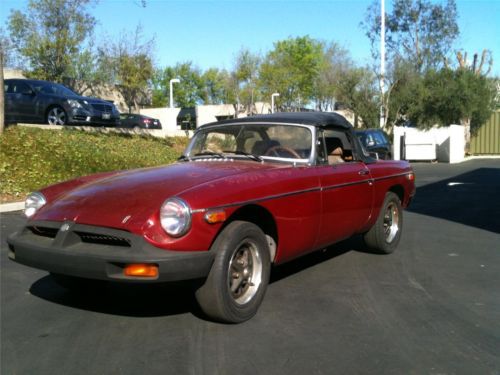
[7,221,214,283]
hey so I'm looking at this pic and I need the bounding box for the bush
[0,127,189,200]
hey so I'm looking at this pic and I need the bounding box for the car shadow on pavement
[270,236,364,284]
[28,237,366,319]
[408,168,500,234]
[29,275,206,319]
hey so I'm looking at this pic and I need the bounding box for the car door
[315,129,374,249]
[8,80,38,122]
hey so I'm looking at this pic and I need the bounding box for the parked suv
[4,79,120,126]
[356,129,393,160]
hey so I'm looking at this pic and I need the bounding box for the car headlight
[159,198,191,237]
[24,192,47,218]
[67,99,83,109]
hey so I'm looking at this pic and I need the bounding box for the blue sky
[1,0,499,76]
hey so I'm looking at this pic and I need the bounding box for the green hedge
[0,126,188,199]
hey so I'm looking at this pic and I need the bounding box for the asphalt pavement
[1,159,499,375]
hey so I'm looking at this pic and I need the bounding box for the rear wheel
[195,221,271,323]
[364,192,403,254]
[47,106,67,125]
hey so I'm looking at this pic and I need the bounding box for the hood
[34,161,281,232]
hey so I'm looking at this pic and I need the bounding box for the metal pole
[169,78,180,108]
[271,93,280,113]
[380,0,385,128]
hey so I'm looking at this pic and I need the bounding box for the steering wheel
[264,146,301,159]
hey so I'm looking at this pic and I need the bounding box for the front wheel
[363,192,403,254]
[195,221,271,323]
[47,106,67,125]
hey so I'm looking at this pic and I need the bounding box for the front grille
[75,231,131,247]
[27,226,58,238]
[90,103,113,112]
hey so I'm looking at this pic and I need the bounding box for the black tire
[46,106,67,125]
[195,221,271,323]
[50,273,105,292]
[363,192,403,254]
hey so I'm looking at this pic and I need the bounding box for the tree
[201,68,235,105]
[335,67,380,128]
[259,36,323,111]
[447,49,493,76]
[99,26,154,113]
[418,69,496,133]
[364,0,459,72]
[152,62,204,108]
[362,0,459,129]
[0,29,13,134]
[232,49,261,114]
[313,42,352,112]
[8,0,97,82]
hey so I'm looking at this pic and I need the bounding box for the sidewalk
[0,201,24,213]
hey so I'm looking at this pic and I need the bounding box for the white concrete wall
[393,125,465,163]
[139,107,188,137]
[196,104,237,127]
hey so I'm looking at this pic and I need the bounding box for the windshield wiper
[193,151,225,158]
[223,150,263,162]
[177,154,192,162]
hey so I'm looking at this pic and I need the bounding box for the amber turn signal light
[124,263,159,278]
[204,209,227,224]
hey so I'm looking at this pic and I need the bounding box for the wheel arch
[222,204,279,263]
[388,184,404,203]
[45,104,66,123]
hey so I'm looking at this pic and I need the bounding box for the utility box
[404,131,437,160]
[393,125,465,163]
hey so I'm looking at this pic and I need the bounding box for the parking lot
[1,159,499,374]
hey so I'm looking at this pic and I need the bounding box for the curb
[0,201,24,213]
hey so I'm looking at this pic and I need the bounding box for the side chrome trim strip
[191,171,412,213]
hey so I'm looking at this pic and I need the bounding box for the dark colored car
[118,113,162,129]
[356,129,393,160]
[4,79,120,126]
[8,112,415,323]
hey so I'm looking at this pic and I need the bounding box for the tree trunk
[462,118,471,155]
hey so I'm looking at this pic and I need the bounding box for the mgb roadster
[8,112,415,323]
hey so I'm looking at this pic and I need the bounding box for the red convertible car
[8,112,415,323]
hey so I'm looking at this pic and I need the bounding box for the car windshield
[33,82,77,96]
[185,123,313,162]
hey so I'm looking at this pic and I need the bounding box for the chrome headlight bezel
[159,198,192,237]
[24,192,47,218]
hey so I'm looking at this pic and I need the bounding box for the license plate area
[102,113,111,120]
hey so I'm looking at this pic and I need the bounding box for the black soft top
[200,112,353,130]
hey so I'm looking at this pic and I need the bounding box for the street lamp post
[169,78,180,108]
[271,93,280,113]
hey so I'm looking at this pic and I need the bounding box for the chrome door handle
[358,170,369,176]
